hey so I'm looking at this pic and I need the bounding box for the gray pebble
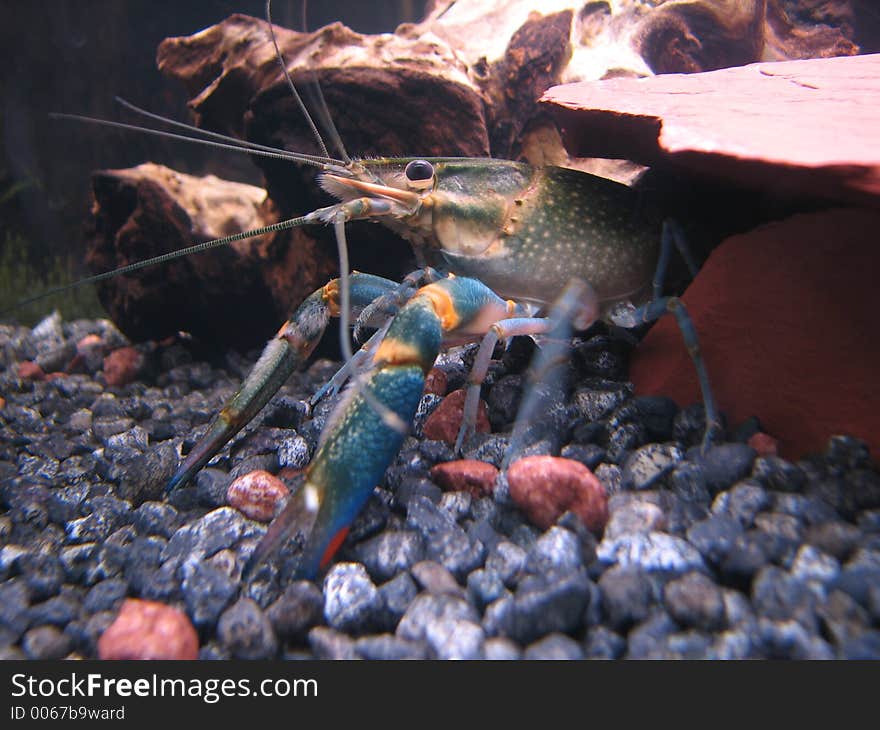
[378,572,418,627]
[181,560,238,630]
[596,531,706,574]
[524,526,583,575]
[524,632,584,660]
[509,570,591,644]
[22,625,71,660]
[355,530,425,584]
[482,636,521,660]
[621,443,683,490]
[584,625,626,659]
[598,567,654,631]
[266,581,324,643]
[663,571,725,631]
[354,634,427,660]
[323,563,384,636]
[308,626,357,660]
[397,593,479,643]
[217,597,277,660]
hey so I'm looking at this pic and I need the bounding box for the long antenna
[266,0,334,161]
[49,111,344,171]
[113,97,344,168]
[1,216,314,317]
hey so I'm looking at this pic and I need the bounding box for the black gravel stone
[217,597,278,660]
[308,626,357,660]
[354,530,424,584]
[626,610,678,659]
[322,563,385,636]
[840,630,880,659]
[560,442,606,470]
[17,553,64,601]
[266,581,324,643]
[524,632,584,660]
[712,481,771,527]
[27,592,81,628]
[694,444,756,495]
[752,565,818,632]
[354,634,427,660]
[483,637,522,660]
[378,572,418,627]
[573,380,632,422]
[720,533,772,587]
[22,624,72,660]
[805,522,862,561]
[832,565,880,609]
[584,625,626,659]
[395,478,442,510]
[486,374,523,431]
[259,396,308,430]
[751,456,806,492]
[621,443,684,490]
[687,515,744,565]
[410,561,462,596]
[461,433,510,469]
[596,531,706,575]
[132,501,180,538]
[598,567,654,631]
[396,593,479,643]
[663,571,725,631]
[605,422,647,464]
[759,618,834,659]
[194,469,233,509]
[524,526,584,575]
[618,396,679,442]
[467,569,506,610]
[667,463,711,504]
[83,579,128,614]
[485,540,527,587]
[181,560,238,630]
[406,496,485,579]
[508,569,591,644]
[0,579,31,636]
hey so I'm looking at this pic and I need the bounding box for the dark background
[0,0,427,322]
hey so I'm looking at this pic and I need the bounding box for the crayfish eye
[404,159,435,189]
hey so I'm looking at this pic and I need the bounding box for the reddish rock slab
[430,460,499,498]
[629,208,880,460]
[542,53,880,206]
[227,470,290,523]
[97,599,199,660]
[507,455,608,534]
[421,389,491,445]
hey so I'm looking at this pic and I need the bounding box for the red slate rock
[748,432,780,458]
[102,347,144,387]
[429,460,498,498]
[97,599,199,660]
[424,367,448,396]
[421,389,490,445]
[629,208,880,460]
[542,54,880,207]
[17,361,45,381]
[507,456,608,534]
[227,470,290,523]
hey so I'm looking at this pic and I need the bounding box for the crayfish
[21,1,720,582]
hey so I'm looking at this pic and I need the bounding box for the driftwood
[84,0,860,348]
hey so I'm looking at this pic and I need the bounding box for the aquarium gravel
[1,313,879,660]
